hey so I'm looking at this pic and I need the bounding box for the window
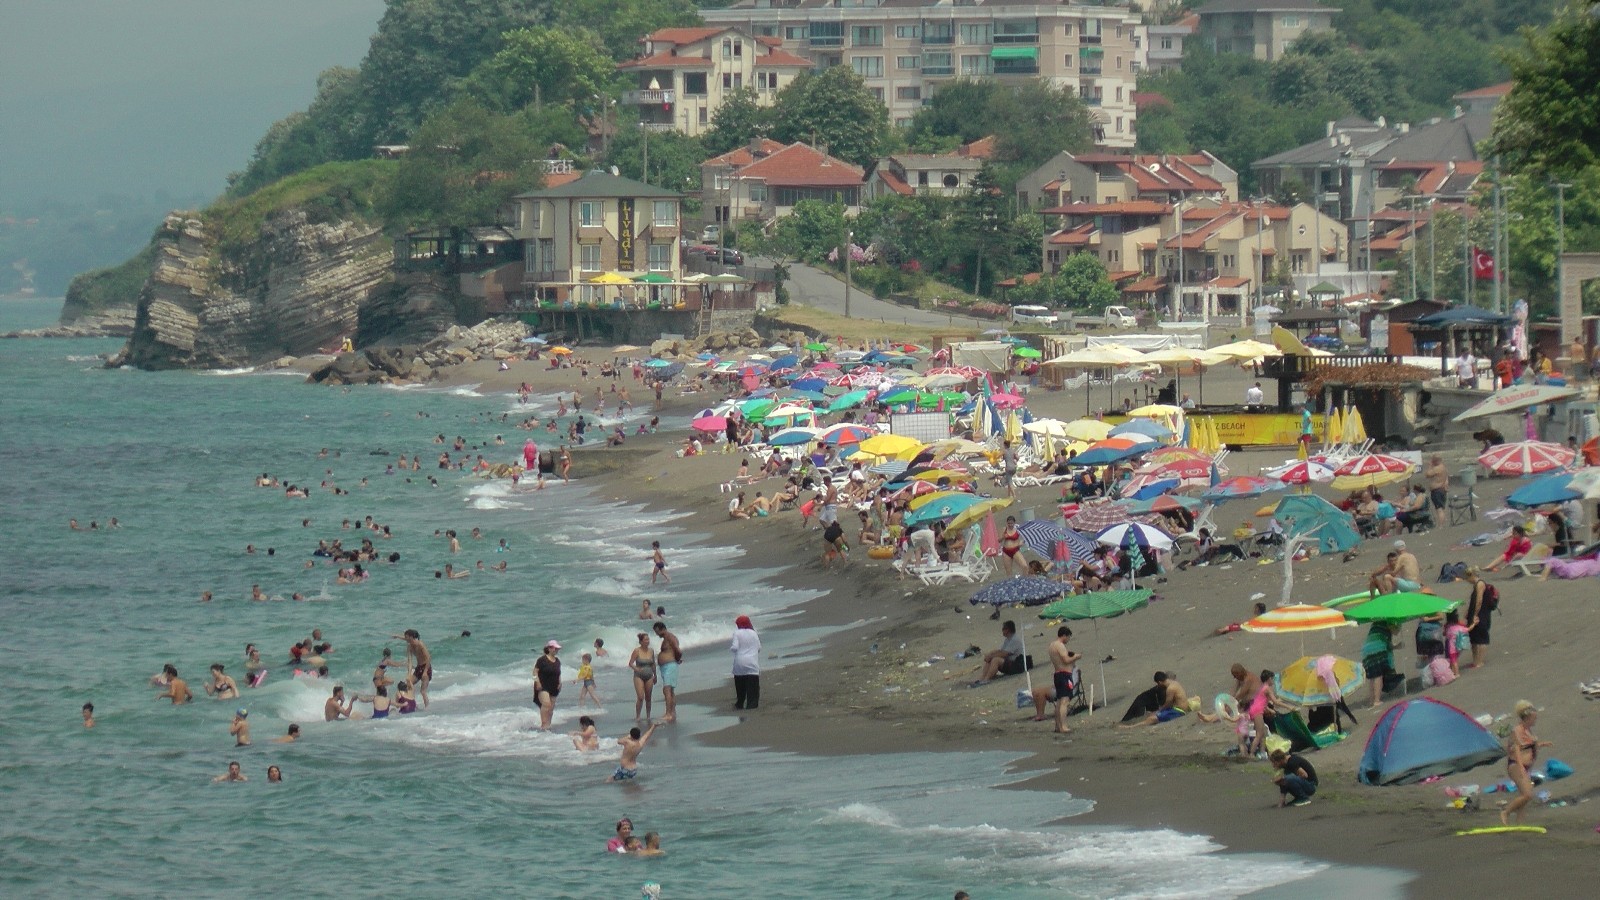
[852,56,883,78]
[924,22,953,44]
[734,40,743,58]
[993,19,1038,43]
[754,25,777,37]
[922,51,952,75]
[1131,61,1141,73]
[1115,86,1122,101]
[524,241,538,272]
[579,201,600,228]
[961,54,992,76]
[528,203,542,231]
[869,87,884,101]
[785,25,806,40]
[722,39,732,59]
[652,201,677,227]
[1283,15,1300,27]
[1063,53,1073,68]
[712,172,731,191]
[757,72,780,91]
[1223,255,1235,269]
[748,182,767,203]
[1116,55,1122,70]
[1115,116,1123,132]
[942,173,959,188]
[958,24,991,45]
[648,243,672,271]
[808,22,843,46]
[917,171,929,186]
[897,55,919,70]
[894,117,912,127]
[851,26,882,47]
[896,85,921,101]
[1132,35,1141,49]
[895,24,920,39]
[698,107,708,125]
[580,244,601,272]
[683,73,707,96]
[1160,37,1173,50]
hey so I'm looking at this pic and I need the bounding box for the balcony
[923,33,954,45]
[922,66,954,76]
[621,89,675,106]
[1083,96,1103,107]
[809,36,842,47]
[992,33,1038,45]
[1080,34,1101,45]
[639,123,676,133]
[1080,64,1102,74]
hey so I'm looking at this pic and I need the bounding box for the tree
[770,67,889,168]
[377,99,552,229]
[703,89,773,158]
[606,122,705,193]
[908,79,1094,173]
[552,0,701,61]
[1491,0,1600,176]
[770,200,848,264]
[1054,253,1121,310]
[462,27,617,112]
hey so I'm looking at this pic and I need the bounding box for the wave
[204,366,257,376]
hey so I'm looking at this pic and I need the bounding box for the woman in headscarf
[731,615,761,710]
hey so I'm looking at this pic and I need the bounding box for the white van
[1010,304,1059,326]
[1102,305,1138,328]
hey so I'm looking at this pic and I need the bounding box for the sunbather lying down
[1538,553,1600,580]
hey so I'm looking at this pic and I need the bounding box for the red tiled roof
[703,138,787,167]
[644,27,724,46]
[1123,274,1168,293]
[874,169,913,196]
[997,272,1043,288]
[1166,211,1243,249]
[1108,269,1142,282]
[1209,276,1251,289]
[1453,81,1512,100]
[1048,223,1097,246]
[544,172,582,189]
[958,135,997,159]
[755,49,812,67]
[1131,92,1170,110]
[736,142,863,187]
[619,52,713,70]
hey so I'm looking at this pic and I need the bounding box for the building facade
[1017,150,1238,210]
[618,27,813,137]
[510,171,684,303]
[702,139,864,227]
[700,0,1143,148]
[1194,0,1339,62]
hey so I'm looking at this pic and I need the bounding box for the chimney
[818,141,829,158]
[748,137,766,159]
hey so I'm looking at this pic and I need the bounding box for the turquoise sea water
[0,299,1406,899]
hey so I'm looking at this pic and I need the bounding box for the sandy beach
[445,348,1598,898]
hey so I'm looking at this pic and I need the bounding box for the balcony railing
[809,37,842,47]
[923,34,954,44]
[994,63,1039,75]
[1080,64,1102,74]
[1083,96,1102,106]
[922,65,954,76]
[639,123,675,133]
[621,89,674,106]
[992,34,1038,44]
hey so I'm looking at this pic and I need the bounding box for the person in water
[607,722,660,783]
[82,703,95,728]
[228,709,251,746]
[212,761,247,783]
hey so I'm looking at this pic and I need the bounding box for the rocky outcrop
[307,318,534,386]
[120,211,394,369]
[3,308,136,339]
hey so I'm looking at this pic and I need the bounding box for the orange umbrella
[1241,604,1353,634]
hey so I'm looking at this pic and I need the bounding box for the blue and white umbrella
[1110,419,1174,441]
[969,576,1066,608]
[642,358,673,368]
[1128,477,1180,501]
[904,493,985,526]
[1016,520,1096,564]
[869,460,911,478]
[1507,472,1582,509]
[1094,522,1174,551]
[768,427,821,447]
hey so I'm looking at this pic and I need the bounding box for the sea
[0,297,1408,898]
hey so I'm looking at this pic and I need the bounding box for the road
[779,261,993,331]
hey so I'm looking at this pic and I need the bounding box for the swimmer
[592,638,608,659]
[213,761,247,783]
[395,629,432,708]
[69,518,82,530]
[638,599,655,620]
[649,541,669,584]
[635,832,665,857]
[200,590,212,603]
[606,722,659,783]
[250,584,266,602]
[266,765,283,783]
[324,686,357,721]
[205,664,239,700]
[571,715,600,751]
[576,653,601,707]
[273,723,301,743]
[154,666,192,704]
[82,702,95,728]
[229,708,251,746]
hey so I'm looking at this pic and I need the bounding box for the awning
[991,47,1038,61]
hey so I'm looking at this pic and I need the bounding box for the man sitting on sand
[1119,672,1194,728]
[973,620,1026,686]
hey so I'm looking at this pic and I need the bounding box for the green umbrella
[826,389,870,413]
[1039,589,1152,622]
[740,398,776,418]
[632,272,672,283]
[879,388,917,405]
[1340,592,1458,623]
[1013,347,1042,359]
[805,342,830,352]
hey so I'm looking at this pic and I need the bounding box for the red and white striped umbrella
[925,366,987,379]
[1267,460,1336,485]
[1137,457,1214,482]
[1066,499,1133,532]
[1477,441,1576,476]
[1332,453,1413,478]
[828,370,890,388]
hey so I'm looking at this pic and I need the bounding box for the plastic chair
[1448,468,1478,526]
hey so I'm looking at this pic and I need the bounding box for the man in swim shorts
[1047,627,1082,734]
[1391,540,1422,592]
[1119,672,1192,728]
[395,629,432,708]
[653,622,682,723]
[650,541,669,584]
[607,722,659,782]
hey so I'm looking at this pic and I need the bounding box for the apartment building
[700,0,1143,148]
[618,27,813,137]
[509,171,684,303]
[1194,0,1339,62]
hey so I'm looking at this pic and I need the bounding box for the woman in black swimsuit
[1502,700,1552,825]
[629,632,656,721]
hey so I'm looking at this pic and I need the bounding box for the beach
[4,298,1595,898]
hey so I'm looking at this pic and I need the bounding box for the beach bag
[1438,561,1468,583]
[1453,630,1472,654]
[1416,621,1443,644]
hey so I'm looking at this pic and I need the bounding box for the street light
[843,229,854,319]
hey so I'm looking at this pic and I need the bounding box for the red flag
[1472,246,1496,280]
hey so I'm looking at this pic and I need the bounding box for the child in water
[576,653,601,707]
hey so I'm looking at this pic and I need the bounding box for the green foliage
[1389,206,1491,303]
[771,200,848,264]
[607,122,705,193]
[551,0,701,60]
[909,79,1094,172]
[462,27,618,112]
[60,238,161,319]
[230,67,369,196]
[1496,167,1600,314]
[207,160,391,258]
[1010,253,1119,310]
[703,89,772,159]
[770,67,889,168]
[1491,0,1600,176]
[849,264,923,300]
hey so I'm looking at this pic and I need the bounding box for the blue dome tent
[1358,697,1504,785]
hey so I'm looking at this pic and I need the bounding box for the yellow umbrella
[1005,410,1022,444]
[908,469,970,482]
[947,497,1013,533]
[908,489,967,511]
[928,438,989,458]
[1060,418,1114,442]
[587,272,633,284]
[1127,404,1184,418]
[1348,407,1368,443]
[1325,407,1343,445]
[1330,470,1409,491]
[1207,339,1283,362]
[856,433,925,461]
[549,346,573,355]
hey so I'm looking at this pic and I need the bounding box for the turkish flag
[1472,246,1496,280]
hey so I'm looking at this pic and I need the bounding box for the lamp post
[1409,196,1418,303]
[1555,179,1570,326]
[1427,197,1437,301]
[1254,198,1266,315]
[843,229,854,319]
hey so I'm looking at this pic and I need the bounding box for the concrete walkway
[780,261,993,331]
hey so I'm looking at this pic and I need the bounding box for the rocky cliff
[117,210,395,369]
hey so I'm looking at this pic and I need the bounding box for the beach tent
[1273,494,1361,554]
[1358,697,1503,785]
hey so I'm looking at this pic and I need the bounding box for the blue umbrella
[1125,494,1201,514]
[785,389,828,403]
[1110,419,1174,441]
[862,350,889,363]
[969,576,1066,608]
[1128,477,1180,501]
[642,358,673,368]
[1071,444,1150,466]
[770,354,800,370]
[869,460,910,478]
[904,493,985,526]
[791,377,827,392]
[1506,472,1582,509]
[768,427,819,447]
[1016,520,1096,564]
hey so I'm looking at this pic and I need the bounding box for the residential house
[701,139,863,229]
[862,135,995,202]
[701,0,1144,148]
[618,27,812,136]
[1017,150,1237,210]
[509,171,684,304]
[1042,197,1347,320]
[1452,81,1511,116]
[1144,12,1198,73]
[1195,0,1340,61]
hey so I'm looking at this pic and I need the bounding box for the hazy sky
[0,0,385,207]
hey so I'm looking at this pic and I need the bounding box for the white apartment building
[700,0,1143,149]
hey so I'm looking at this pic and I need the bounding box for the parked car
[1101,305,1138,328]
[700,224,721,243]
[703,247,743,266]
[1009,304,1060,327]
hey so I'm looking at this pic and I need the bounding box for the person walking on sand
[1501,700,1552,825]
[395,629,432,708]
[533,640,562,730]
[731,615,761,709]
[650,541,669,584]
[1464,568,1496,669]
[607,722,659,783]
[1047,627,1082,733]
[653,621,682,723]
[629,632,657,721]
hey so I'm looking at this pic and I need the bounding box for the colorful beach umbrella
[1241,605,1353,634]
[948,498,1013,534]
[1071,438,1149,467]
[1506,472,1583,509]
[804,342,830,352]
[1038,589,1152,621]
[1061,419,1115,442]
[826,390,871,413]
[1016,520,1096,564]
[1267,460,1336,486]
[689,416,727,432]
[856,433,924,460]
[1452,383,1582,421]
[1329,453,1415,491]
[904,492,985,526]
[1110,419,1175,441]
[1275,655,1365,706]
[1201,475,1279,503]
[1094,522,1174,551]
[1067,499,1134,533]
[767,426,820,446]
[816,424,873,446]
[1013,347,1042,359]
[1477,441,1575,477]
[868,459,910,478]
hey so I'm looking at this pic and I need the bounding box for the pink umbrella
[1065,499,1133,532]
[980,511,1001,557]
[1332,453,1413,478]
[811,361,840,370]
[990,393,1026,410]
[1137,458,1214,481]
[891,481,942,501]
[1478,441,1575,476]
[690,416,728,432]
[925,366,986,379]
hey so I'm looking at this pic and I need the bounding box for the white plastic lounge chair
[1507,544,1554,578]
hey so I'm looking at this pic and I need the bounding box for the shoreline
[253,344,1600,896]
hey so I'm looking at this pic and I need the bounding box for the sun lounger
[1508,544,1554,577]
